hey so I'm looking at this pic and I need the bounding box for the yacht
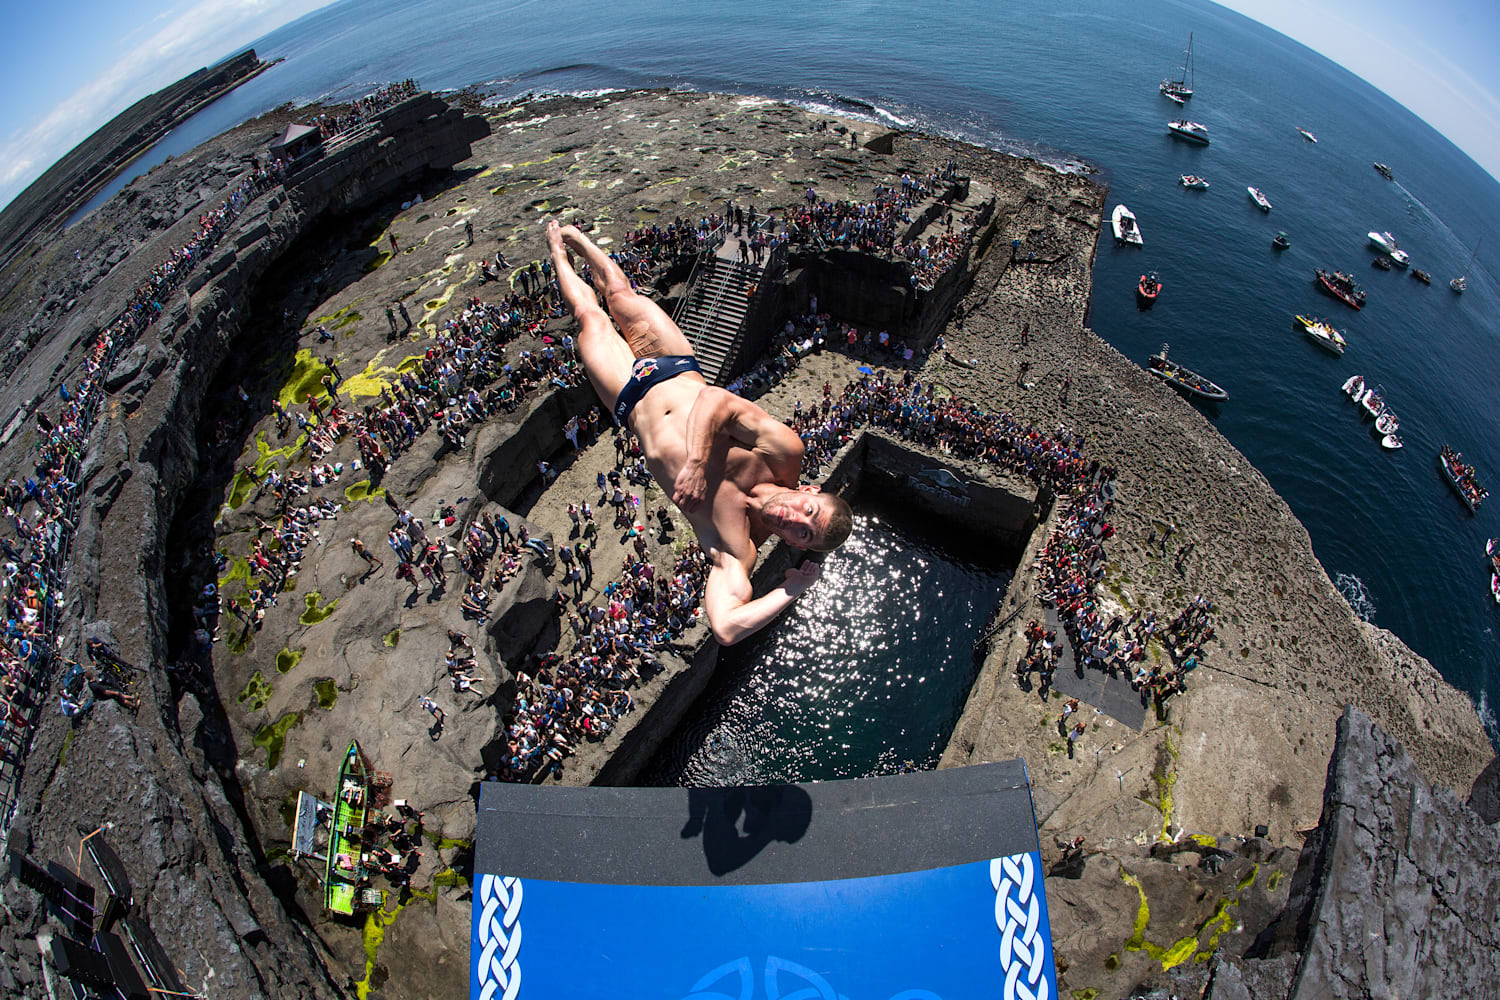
[1368,231,1410,267]
[1167,120,1210,145]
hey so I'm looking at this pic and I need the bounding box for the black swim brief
[612,355,702,426]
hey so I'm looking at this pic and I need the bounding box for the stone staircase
[674,251,765,386]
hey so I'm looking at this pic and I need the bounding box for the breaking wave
[1335,572,1376,622]
[1477,688,1499,749]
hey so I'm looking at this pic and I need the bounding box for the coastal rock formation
[1203,706,1500,999]
[0,88,1493,999]
[0,93,488,998]
[0,50,270,272]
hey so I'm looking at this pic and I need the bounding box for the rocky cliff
[1,93,487,999]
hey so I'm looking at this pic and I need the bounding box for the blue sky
[1,0,1497,213]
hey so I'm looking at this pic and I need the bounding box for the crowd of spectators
[613,217,729,289]
[0,316,117,800]
[785,368,1095,488]
[313,80,420,139]
[1035,477,1211,722]
[232,329,588,631]
[765,359,1213,730]
[897,222,978,291]
[782,164,956,253]
[106,162,290,342]
[499,543,708,781]
[0,92,390,826]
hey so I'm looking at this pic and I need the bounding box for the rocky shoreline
[0,89,1493,999]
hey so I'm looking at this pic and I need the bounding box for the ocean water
[641,507,1011,786]
[78,0,1500,745]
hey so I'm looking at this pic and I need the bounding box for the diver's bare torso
[626,377,793,567]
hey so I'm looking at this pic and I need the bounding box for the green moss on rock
[227,468,256,508]
[237,670,273,711]
[218,555,251,589]
[344,480,385,504]
[314,678,338,710]
[276,350,333,409]
[299,591,339,625]
[253,712,302,769]
[280,787,305,829]
[275,648,303,674]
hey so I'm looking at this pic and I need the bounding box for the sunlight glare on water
[642,509,1011,786]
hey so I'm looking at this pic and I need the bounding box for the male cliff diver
[546,219,852,645]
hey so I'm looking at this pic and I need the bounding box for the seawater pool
[641,498,1013,786]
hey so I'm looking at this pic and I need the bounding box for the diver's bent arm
[677,388,803,510]
[702,550,818,646]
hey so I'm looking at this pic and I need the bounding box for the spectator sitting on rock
[84,670,138,713]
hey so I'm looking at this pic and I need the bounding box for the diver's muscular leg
[557,224,696,359]
[548,220,633,406]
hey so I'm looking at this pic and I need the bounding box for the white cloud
[0,0,330,212]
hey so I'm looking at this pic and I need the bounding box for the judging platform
[471,761,1058,999]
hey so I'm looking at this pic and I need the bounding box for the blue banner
[472,853,1057,1000]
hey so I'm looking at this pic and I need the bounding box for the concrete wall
[837,432,1039,558]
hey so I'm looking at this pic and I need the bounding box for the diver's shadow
[680,785,813,877]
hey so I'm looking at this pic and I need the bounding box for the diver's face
[764,487,826,549]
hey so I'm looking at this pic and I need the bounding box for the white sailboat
[1161,33,1195,101]
[1452,236,1480,293]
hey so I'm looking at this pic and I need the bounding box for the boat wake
[1335,572,1376,622]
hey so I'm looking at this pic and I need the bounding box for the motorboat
[1315,268,1367,309]
[1168,120,1211,145]
[1341,374,1365,400]
[1382,434,1404,451]
[1372,256,1392,271]
[1373,162,1393,179]
[1248,187,1272,212]
[1137,272,1163,306]
[1411,268,1431,284]
[1440,445,1488,513]
[1295,314,1346,355]
[1161,33,1195,101]
[1492,572,1500,605]
[1361,384,1385,418]
[1179,174,1210,189]
[1375,411,1399,435]
[1111,204,1143,246]
[1367,231,1410,266]
[1273,232,1291,250]
[1298,127,1318,143]
[1147,343,1228,401]
[1487,538,1500,577]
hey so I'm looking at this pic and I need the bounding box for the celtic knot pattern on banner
[681,955,944,1000]
[476,874,523,1000]
[991,854,1050,1000]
